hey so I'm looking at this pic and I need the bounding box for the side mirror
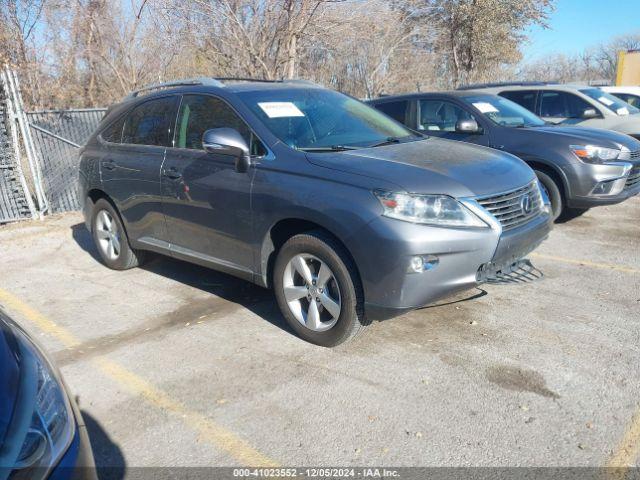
[455,119,480,134]
[582,108,599,119]
[202,128,251,173]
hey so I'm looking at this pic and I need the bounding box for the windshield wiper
[369,137,402,148]
[297,145,360,152]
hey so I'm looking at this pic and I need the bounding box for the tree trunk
[286,34,297,79]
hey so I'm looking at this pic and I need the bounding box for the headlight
[535,180,551,214]
[374,191,488,228]
[570,145,620,164]
[10,334,75,480]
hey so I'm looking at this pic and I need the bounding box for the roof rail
[212,77,318,86]
[125,77,224,100]
[457,81,555,90]
[124,77,320,100]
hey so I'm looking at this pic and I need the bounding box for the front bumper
[564,161,640,208]
[350,211,552,321]
[48,381,97,480]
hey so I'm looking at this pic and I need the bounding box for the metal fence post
[4,67,49,215]
[0,69,38,220]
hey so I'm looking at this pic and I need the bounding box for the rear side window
[539,91,593,118]
[610,92,640,108]
[418,99,476,132]
[175,95,265,155]
[374,101,409,124]
[122,96,179,146]
[101,116,126,143]
[499,90,537,113]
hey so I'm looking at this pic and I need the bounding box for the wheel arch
[524,159,571,200]
[258,217,362,291]
[85,189,128,235]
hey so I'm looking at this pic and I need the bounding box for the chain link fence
[0,67,107,223]
[28,109,106,212]
[0,71,37,223]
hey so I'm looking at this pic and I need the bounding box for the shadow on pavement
[70,223,294,338]
[81,409,126,480]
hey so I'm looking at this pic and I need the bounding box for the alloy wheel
[282,254,341,332]
[95,210,121,261]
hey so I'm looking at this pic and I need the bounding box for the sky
[522,0,640,62]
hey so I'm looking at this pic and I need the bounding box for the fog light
[409,256,424,273]
[408,255,439,273]
[591,178,625,196]
[592,180,615,195]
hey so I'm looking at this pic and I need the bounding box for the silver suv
[461,83,640,140]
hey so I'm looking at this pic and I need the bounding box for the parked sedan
[368,92,640,221]
[0,309,96,480]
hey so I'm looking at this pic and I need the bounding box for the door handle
[163,167,182,180]
[102,159,117,170]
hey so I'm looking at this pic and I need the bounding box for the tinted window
[499,90,537,112]
[580,88,640,114]
[122,96,178,146]
[418,100,476,132]
[237,88,416,150]
[175,95,255,151]
[612,93,640,108]
[462,94,544,127]
[375,101,409,124]
[540,91,594,118]
[101,116,125,143]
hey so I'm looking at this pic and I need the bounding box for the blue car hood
[306,137,535,198]
[0,320,20,449]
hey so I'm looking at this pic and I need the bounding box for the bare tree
[414,0,554,87]
[594,33,640,82]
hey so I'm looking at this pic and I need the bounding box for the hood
[522,125,640,150]
[0,316,20,448]
[305,137,535,198]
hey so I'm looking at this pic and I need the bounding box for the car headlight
[536,180,551,214]
[570,145,620,164]
[374,191,488,228]
[9,333,75,480]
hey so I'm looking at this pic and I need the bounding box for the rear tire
[534,170,563,221]
[273,230,368,347]
[91,198,146,270]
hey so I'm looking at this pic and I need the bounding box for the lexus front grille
[476,181,543,231]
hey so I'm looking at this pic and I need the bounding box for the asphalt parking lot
[0,197,639,472]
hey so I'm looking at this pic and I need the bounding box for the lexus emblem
[520,194,532,215]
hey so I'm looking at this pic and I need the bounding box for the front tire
[535,170,563,221]
[273,230,368,347]
[91,198,145,270]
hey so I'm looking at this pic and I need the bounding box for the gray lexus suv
[78,78,551,346]
[368,91,640,221]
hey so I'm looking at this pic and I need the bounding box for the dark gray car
[78,78,551,346]
[368,92,640,220]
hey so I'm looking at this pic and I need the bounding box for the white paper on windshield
[598,96,614,106]
[258,102,304,118]
[427,125,440,131]
[617,107,630,115]
[472,102,499,113]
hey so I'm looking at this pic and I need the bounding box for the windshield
[237,88,417,150]
[462,94,546,127]
[580,88,640,115]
